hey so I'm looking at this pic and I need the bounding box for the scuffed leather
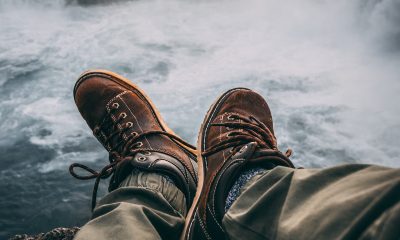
[187,88,294,240]
[73,71,197,208]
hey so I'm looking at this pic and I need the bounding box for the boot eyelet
[131,131,138,136]
[143,151,151,156]
[226,132,232,137]
[137,156,147,162]
[239,145,248,153]
[120,112,127,119]
[135,142,143,148]
[227,115,235,121]
[112,102,119,109]
[93,127,100,136]
[126,122,133,128]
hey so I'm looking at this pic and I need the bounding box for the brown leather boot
[182,88,294,239]
[69,70,197,211]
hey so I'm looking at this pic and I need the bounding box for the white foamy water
[0,0,399,237]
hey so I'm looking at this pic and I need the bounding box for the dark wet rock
[9,227,80,240]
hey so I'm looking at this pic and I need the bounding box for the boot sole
[73,69,197,156]
[181,87,250,239]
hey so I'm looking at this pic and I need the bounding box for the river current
[0,0,399,238]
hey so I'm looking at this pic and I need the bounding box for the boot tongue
[94,116,127,154]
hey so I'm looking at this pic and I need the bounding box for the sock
[225,167,266,212]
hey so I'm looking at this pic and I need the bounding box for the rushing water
[0,0,399,238]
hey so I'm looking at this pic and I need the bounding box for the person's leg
[182,87,400,240]
[183,88,296,239]
[74,170,186,240]
[69,70,198,240]
[223,164,400,240]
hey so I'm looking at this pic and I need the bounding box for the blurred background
[0,0,399,238]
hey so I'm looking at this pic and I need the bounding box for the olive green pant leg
[74,170,186,240]
[223,164,400,240]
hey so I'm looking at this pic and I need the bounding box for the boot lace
[202,113,294,167]
[69,103,195,211]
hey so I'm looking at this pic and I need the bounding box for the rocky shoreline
[9,227,80,240]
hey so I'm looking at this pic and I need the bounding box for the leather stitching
[197,213,212,240]
[119,95,152,148]
[207,205,224,231]
[106,90,128,107]
[203,90,242,150]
